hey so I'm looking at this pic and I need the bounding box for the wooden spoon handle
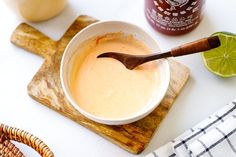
[171,36,220,57]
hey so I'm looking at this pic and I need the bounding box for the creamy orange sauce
[69,33,160,119]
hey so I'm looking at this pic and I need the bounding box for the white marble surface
[0,0,236,156]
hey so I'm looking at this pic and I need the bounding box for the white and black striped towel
[146,100,236,157]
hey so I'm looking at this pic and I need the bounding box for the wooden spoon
[97,36,221,70]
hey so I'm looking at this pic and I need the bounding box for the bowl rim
[60,20,170,125]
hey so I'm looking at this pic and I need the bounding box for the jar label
[146,0,204,33]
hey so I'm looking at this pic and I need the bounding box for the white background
[1,0,236,156]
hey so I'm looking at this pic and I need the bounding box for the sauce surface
[69,33,160,119]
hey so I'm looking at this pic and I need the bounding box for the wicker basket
[0,123,54,157]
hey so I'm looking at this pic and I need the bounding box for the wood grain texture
[10,15,190,154]
[171,36,221,57]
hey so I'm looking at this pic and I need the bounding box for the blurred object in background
[4,0,67,22]
[145,0,205,35]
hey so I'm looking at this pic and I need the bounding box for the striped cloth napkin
[146,100,236,157]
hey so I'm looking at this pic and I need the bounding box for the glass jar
[5,0,67,22]
[145,0,205,35]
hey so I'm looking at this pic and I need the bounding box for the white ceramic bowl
[60,21,170,125]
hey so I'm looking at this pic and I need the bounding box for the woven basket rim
[0,123,54,157]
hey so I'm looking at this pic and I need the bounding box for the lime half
[202,32,236,77]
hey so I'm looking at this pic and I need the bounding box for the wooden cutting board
[11,15,190,154]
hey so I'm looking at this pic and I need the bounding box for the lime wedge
[202,32,236,77]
